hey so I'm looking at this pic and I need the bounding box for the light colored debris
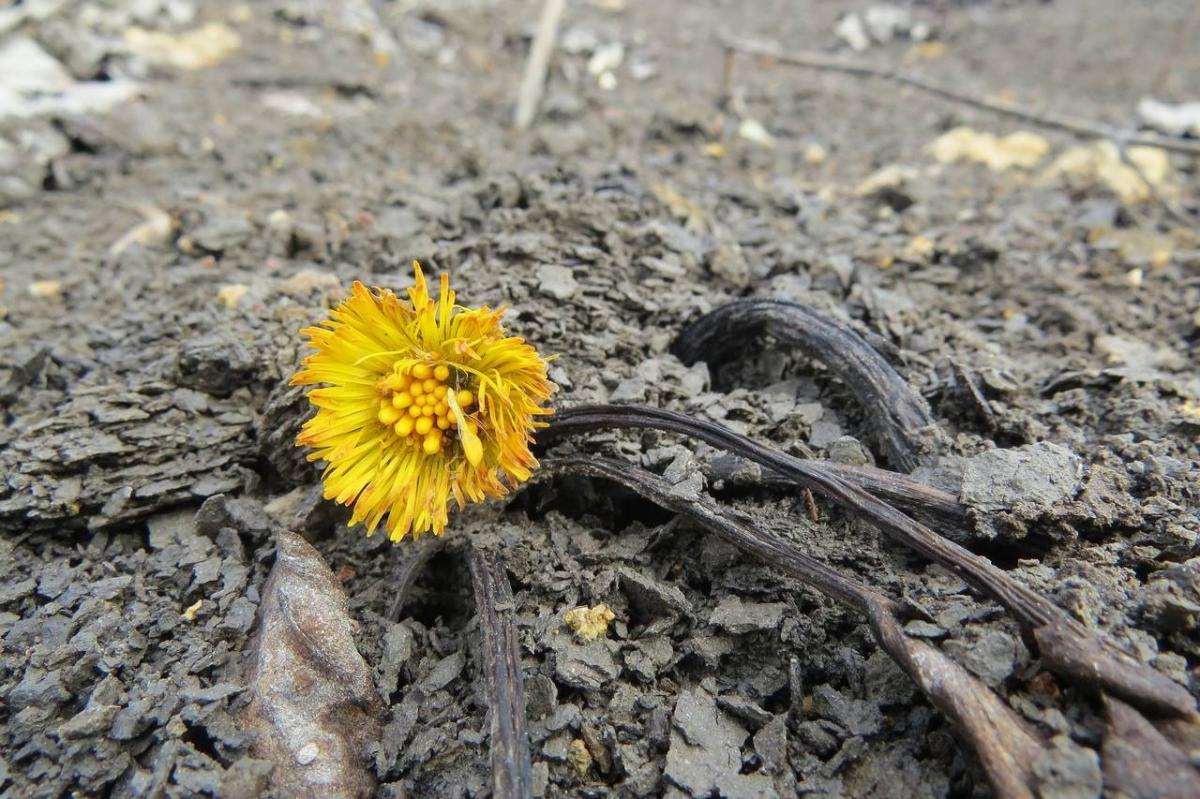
[109,207,175,256]
[804,142,828,164]
[566,738,593,776]
[737,117,776,148]
[835,13,871,52]
[262,92,324,119]
[587,41,624,75]
[1040,141,1173,205]
[1137,97,1200,138]
[217,284,250,309]
[927,127,1050,172]
[563,604,616,641]
[29,280,62,299]
[124,23,241,70]
[0,38,139,120]
[588,41,624,90]
[854,163,918,196]
[182,599,203,620]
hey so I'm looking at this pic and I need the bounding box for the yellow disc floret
[292,261,555,541]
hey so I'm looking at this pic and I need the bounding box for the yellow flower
[292,262,555,541]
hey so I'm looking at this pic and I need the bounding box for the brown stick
[544,455,1045,799]
[719,36,1200,158]
[542,404,1197,717]
[466,546,533,799]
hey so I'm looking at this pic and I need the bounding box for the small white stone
[296,742,319,765]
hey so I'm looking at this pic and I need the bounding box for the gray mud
[1,1,1198,797]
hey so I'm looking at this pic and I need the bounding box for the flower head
[292,262,554,541]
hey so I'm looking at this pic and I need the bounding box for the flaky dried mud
[2,1,1198,798]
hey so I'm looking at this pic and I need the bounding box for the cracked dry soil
[2,1,1198,798]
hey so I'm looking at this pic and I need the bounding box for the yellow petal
[447,390,483,467]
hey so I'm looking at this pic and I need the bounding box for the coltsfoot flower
[292,262,554,541]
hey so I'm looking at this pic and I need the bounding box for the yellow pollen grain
[415,416,433,435]
[422,431,443,455]
[457,389,474,408]
[434,364,450,381]
[411,381,424,396]
[437,416,451,430]
[396,416,415,436]
[378,405,400,425]
[408,405,422,417]
[393,392,412,408]
[434,385,447,399]
[412,363,432,380]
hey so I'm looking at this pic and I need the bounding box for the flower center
[376,362,476,456]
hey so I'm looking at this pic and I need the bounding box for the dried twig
[543,404,1197,717]
[544,455,1046,799]
[513,0,566,130]
[466,546,533,799]
[719,35,1200,157]
[674,299,936,473]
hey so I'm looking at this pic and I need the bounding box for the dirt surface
[2,1,1199,797]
